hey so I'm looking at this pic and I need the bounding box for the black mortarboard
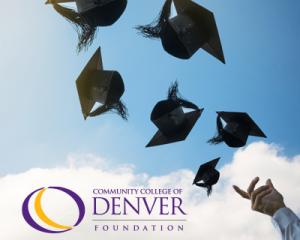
[76,47,128,120]
[136,0,225,63]
[146,81,203,147]
[193,158,220,196]
[46,0,127,51]
[208,112,267,148]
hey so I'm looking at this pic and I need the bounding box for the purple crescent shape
[22,186,85,233]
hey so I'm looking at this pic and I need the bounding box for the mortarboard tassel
[52,3,96,52]
[208,115,224,144]
[206,184,213,196]
[111,100,128,120]
[167,81,199,110]
[195,183,213,196]
[88,100,128,120]
[135,0,172,39]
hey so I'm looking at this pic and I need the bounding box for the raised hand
[233,177,286,216]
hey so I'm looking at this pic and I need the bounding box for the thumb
[266,179,274,189]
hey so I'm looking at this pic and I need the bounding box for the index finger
[247,177,260,195]
[233,185,250,199]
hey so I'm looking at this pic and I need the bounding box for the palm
[260,189,284,215]
[233,177,285,216]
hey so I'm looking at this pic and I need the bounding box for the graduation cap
[46,0,127,51]
[146,81,203,147]
[76,47,128,120]
[208,112,267,148]
[193,158,220,196]
[136,0,225,63]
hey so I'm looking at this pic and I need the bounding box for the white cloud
[0,142,299,240]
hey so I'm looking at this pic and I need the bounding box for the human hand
[233,177,286,216]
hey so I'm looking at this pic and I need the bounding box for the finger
[247,177,260,195]
[251,185,270,206]
[233,185,250,199]
[266,179,274,189]
[253,188,273,211]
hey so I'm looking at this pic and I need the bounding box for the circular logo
[22,187,85,233]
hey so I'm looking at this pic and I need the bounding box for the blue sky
[0,0,300,176]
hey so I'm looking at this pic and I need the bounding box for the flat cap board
[146,109,203,147]
[217,111,267,137]
[193,158,220,184]
[76,47,103,117]
[173,0,225,63]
